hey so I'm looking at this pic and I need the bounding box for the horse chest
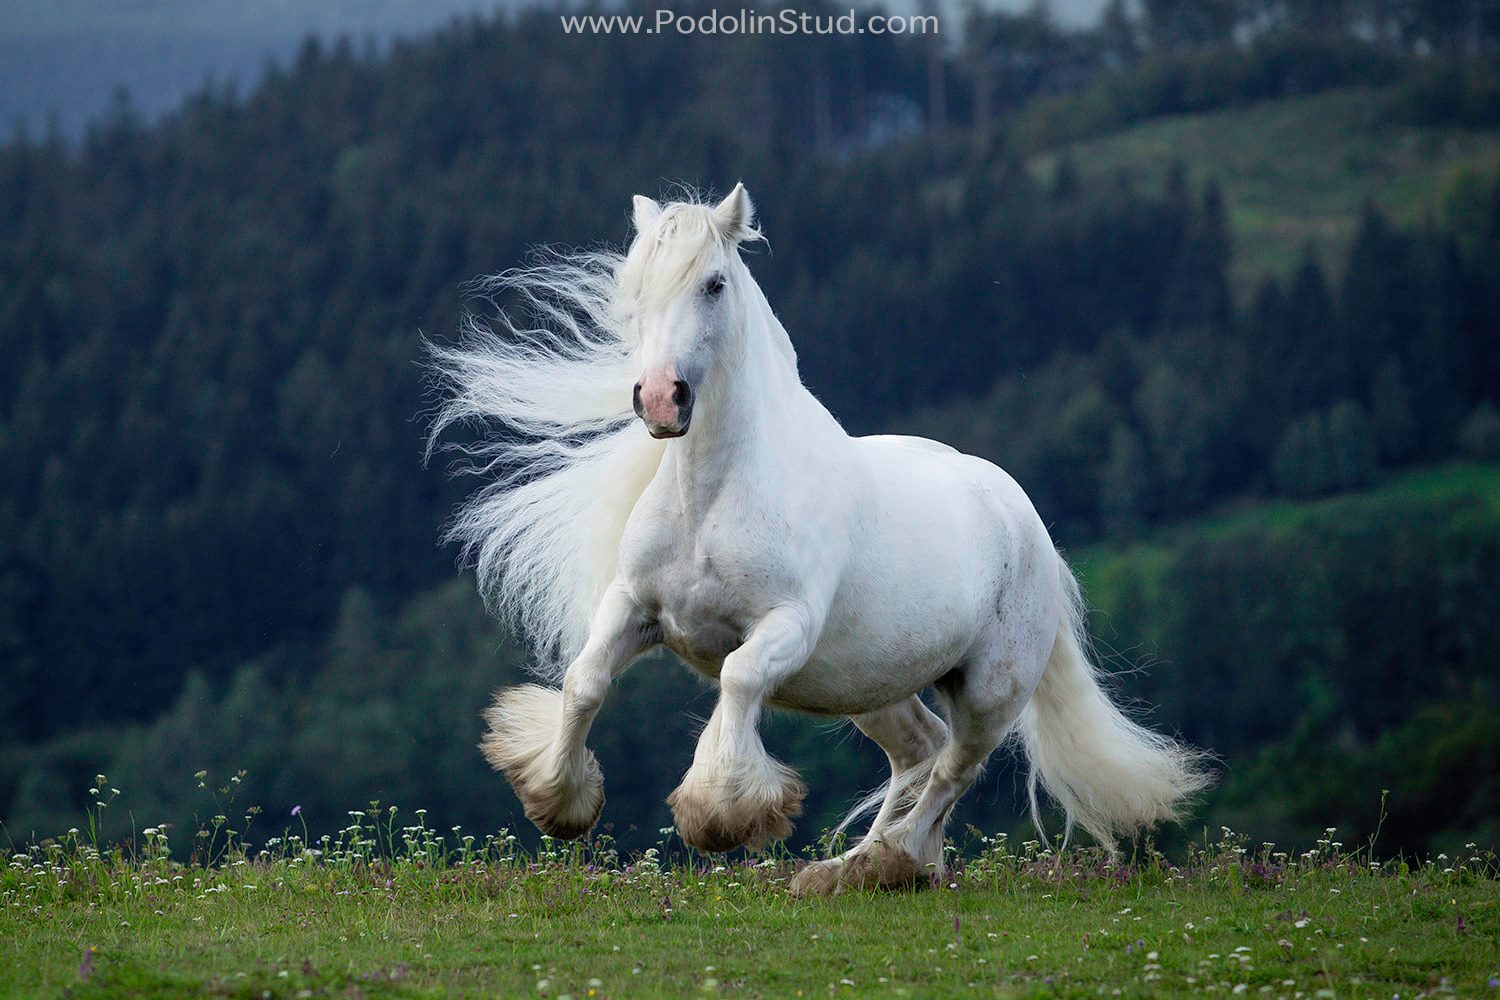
[622,516,790,670]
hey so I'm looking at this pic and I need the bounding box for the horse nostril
[671,380,691,408]
[632,382,644,417]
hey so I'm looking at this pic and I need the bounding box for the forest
[1,0,1498,859]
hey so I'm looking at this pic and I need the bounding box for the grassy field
[1030,88,1500,294]
[4,803,1497,999]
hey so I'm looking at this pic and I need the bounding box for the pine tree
[1135,361,1215,513]
[1341,202,1414,395]
[1141,0,1241,49]
[1101,423,1154,538]
[1285,246,1346,409]
[1050,155,1081,202]
[1162,178,1233,329]
[1326,398,1378,489]
[1370,356,1416,464]
[1098,0,1142,67]
[1272,410,1330,497]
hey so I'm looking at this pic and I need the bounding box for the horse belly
[659,613,740,679]
[767,593,982,715]
[767,653,958,715]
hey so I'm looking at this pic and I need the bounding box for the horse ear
[632,195,662,232]
[711,182,758,243]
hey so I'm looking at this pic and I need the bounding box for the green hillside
[1032,87,1500,292]
[5,830,1496,998]
[1074,460,1500,586]
[1069,462,1500,853]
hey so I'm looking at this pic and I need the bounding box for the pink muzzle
[633,370,693,438]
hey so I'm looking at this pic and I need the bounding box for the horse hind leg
[817,644,1046,895]
[790,695,948,898]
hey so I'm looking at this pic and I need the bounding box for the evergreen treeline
[902,190,1500,539]
[2,0,1498,853]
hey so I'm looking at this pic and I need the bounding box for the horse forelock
[616,201,738,317]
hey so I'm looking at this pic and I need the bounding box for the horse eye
[704,274,725,297]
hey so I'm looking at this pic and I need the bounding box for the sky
[0,0,1110,137]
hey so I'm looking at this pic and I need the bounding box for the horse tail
[1017,556,1214,855]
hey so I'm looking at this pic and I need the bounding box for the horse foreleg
[482,583,650,840]
[668,606,814,852]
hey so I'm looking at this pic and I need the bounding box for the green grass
[5,807,1498,999]
[1030,88,1500,294]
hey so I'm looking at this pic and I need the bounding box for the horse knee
[562,669,609,718]
[716,668,768,708]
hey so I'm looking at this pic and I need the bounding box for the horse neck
[663,292,817,514]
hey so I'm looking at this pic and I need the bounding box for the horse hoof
[838,842,923,892]
[667,765,805,852]
[482,685,605,840]
[790,860,841,898]
[517,751,605,841]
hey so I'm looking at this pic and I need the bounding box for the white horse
[427,185,1211,895]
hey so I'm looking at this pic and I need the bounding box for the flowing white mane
[425,195,748,679]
